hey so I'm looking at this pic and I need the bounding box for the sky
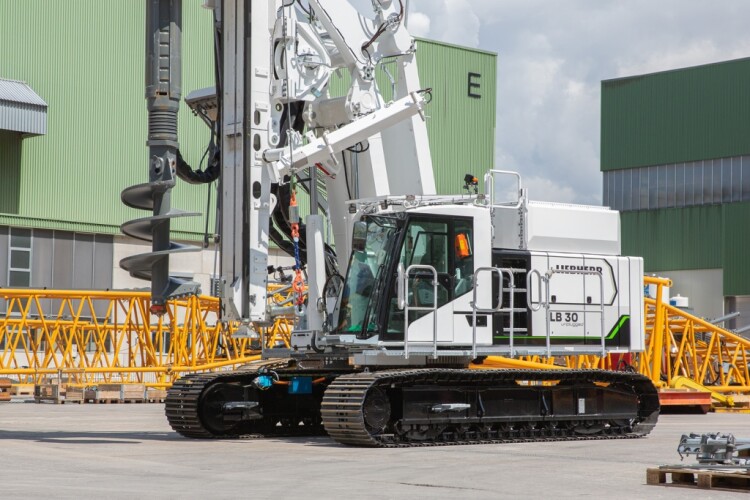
[356,0,750,205]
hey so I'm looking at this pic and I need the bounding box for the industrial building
[0,1,496,300]
[601,57,750,326]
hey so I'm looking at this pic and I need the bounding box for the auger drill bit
[120,0,199,315]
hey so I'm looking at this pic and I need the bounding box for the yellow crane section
[639,277,750,393]
[478,277,750,409]
[2,276,749,410]
[0,287,294,387]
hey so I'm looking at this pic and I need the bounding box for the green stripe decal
[606,315,630,340]
[493,315,630,340]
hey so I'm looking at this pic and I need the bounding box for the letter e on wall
[468,72,482,99]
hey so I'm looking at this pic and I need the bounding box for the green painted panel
[0,1,214,236]
[602,58,750,171]
[417,40,497,194]
[721,202,750,296]
[0,131,22,214]
[620,205,722,272]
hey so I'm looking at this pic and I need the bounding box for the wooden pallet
[146,389,167,403]
[91,384,145,403]
[47,385,160,404]
[0,378,11,402]
[121,384,146,402]
[647,467,750,491]
[715,395,750,413]
[11,384,35,396]
[64,386,86,403]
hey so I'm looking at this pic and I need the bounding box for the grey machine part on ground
[677,433,750,466]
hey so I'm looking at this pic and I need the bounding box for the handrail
[483,170,523,208]
[526,269,544,312]
[470,267,515,358]
[534,268,605,358]
[403,264,439,359]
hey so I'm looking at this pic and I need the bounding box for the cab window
[384,217,474,337]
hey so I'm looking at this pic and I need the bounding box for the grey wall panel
[651,268,723,321]
[31,229,53,288]
[31,228,53,315]
[93,234,113,317]
[72,233,94,289]
[93,234,113,290]
[0,226,7,314]
[52,231,73,289]
[0,226,8,286]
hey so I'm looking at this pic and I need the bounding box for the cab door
[383,215,476,344]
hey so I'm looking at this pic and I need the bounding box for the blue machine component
[289,377,313,394]
[254,374,274,390]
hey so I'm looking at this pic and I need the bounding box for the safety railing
[483,170,523,208]
[470,267,516,358]
[527,268,606,358]
[403,264,439,359]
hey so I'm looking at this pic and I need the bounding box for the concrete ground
[1,401,749,499]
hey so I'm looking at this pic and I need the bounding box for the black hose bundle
[175,147,221,185]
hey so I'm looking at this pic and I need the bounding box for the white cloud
[523,177,579,204]
[405,0,750,204]
[407,11,430,38]
[616,40,750,78]
[410,0,480,48]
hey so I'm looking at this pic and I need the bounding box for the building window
[603,155,750,212]
[8,228,31,287]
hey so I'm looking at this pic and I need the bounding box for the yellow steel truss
[480,276,750,403]
[2,277,749,400]
[639,277,750,393]
[0,287,296,387]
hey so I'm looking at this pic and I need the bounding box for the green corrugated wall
[621,202,750,295]
[0,131,22,214]
[604,57,750,296]
[414,40,497,194]
[602,58,750,171]
[721,203,750,296]
[621,206,722,271]
[0,1,214,238]
[0,2,496,238]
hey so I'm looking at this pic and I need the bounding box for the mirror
[351,220,367,252]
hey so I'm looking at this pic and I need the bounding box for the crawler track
[165,359,314,439]
[166,366,659,447]
[322,369,659,447]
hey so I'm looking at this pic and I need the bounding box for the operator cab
[336,207,487,345]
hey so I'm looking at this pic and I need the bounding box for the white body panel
[356,198,645,358]
[528,252,643,352]
[492,201,621,256]
[219,0,277,322]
